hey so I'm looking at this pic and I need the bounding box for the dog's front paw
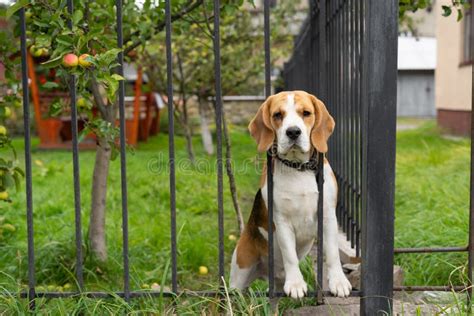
[284,277,308,299]
[328,270,352,298]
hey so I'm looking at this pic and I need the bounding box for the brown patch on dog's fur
[248,91,334,154]
[236,189,274,268]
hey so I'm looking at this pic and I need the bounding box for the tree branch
[124,0,204,55]
[90,76,108,119]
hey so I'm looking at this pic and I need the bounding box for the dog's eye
[303,110,311,117]
[273,112,283,120]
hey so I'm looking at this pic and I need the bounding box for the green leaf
[457,9,463,21]
[78,127,89,143]
[41,55,63,68]
[418,0,428,9]
[49,100,64,117]
[2,172,14,189]
[111,74,125,81]
[56,35,74,46]
[442,5,452,17]
[110,146,119,161]
[12,172,21,192]
[73,10,83,25]
[42,82,60,89]
[35,34,52,47]
[13,167,25,177]
[6,0,29,19]
[96,48,122,67]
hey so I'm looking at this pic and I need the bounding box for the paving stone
[284,298,440,316]
[343,264,404,290]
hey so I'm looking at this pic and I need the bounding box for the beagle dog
[229,90,352,298]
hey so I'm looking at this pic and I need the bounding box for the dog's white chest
[262,162,320,243]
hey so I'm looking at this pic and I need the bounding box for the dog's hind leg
[229,248,259,290]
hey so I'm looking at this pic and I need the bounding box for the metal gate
[283,0,474,314]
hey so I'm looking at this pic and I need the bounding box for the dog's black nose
[286,127,301,140]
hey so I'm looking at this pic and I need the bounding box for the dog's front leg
[323,167,352,297]
[274,219,307,299]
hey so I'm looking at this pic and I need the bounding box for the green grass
[0,120,472,314]
[395,121,470,287]
[0,124,261,292]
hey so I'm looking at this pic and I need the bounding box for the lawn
[0,119,471,313]
[394,121,470,286]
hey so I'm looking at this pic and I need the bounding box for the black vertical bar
[264,0,274,299]
[356,0,364,258]
[360,0,397,314]
[317,0,326,303]
[338,0,342,225]
[19,8,36,310]
[345,0,350,240]
[331,1,335,194]
[468,0,474,310]
[66,0,84,291]
[264,0,271,98]
[332,0,343,223]
[316,152,324,303]
[213,0,225,283]
[341,0,347,235]
[165,0,178,294]
[348,0,353,245]
[319,0,326,100]
[116,0,130,302]
[349,0,355,249]
[355,0,362,257]
[309,0,314,93]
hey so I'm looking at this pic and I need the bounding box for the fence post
[360,0,398,315]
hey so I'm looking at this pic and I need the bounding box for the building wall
[401,2,436,37]
[397,70,435,117]
[435,0,472,135]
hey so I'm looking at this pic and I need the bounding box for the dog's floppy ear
[309,94,335,153]
[248,96,275,152]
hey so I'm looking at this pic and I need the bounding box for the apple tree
[4,0,208,262]
[0,10,24,204]
[142,0,295,231]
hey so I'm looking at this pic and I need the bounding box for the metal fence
[12,0,474,315]
[284,0,474,314]
[16,0,262,306]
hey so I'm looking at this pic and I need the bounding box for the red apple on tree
[62,53,79,67]
[78,54,93,68]
[39,75,47,85]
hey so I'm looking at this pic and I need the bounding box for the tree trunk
[183,124,196,164]
[222,111,244,233]
[198,99,214,155]
[88,137,112,262]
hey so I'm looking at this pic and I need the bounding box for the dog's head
[248,91,334,161]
